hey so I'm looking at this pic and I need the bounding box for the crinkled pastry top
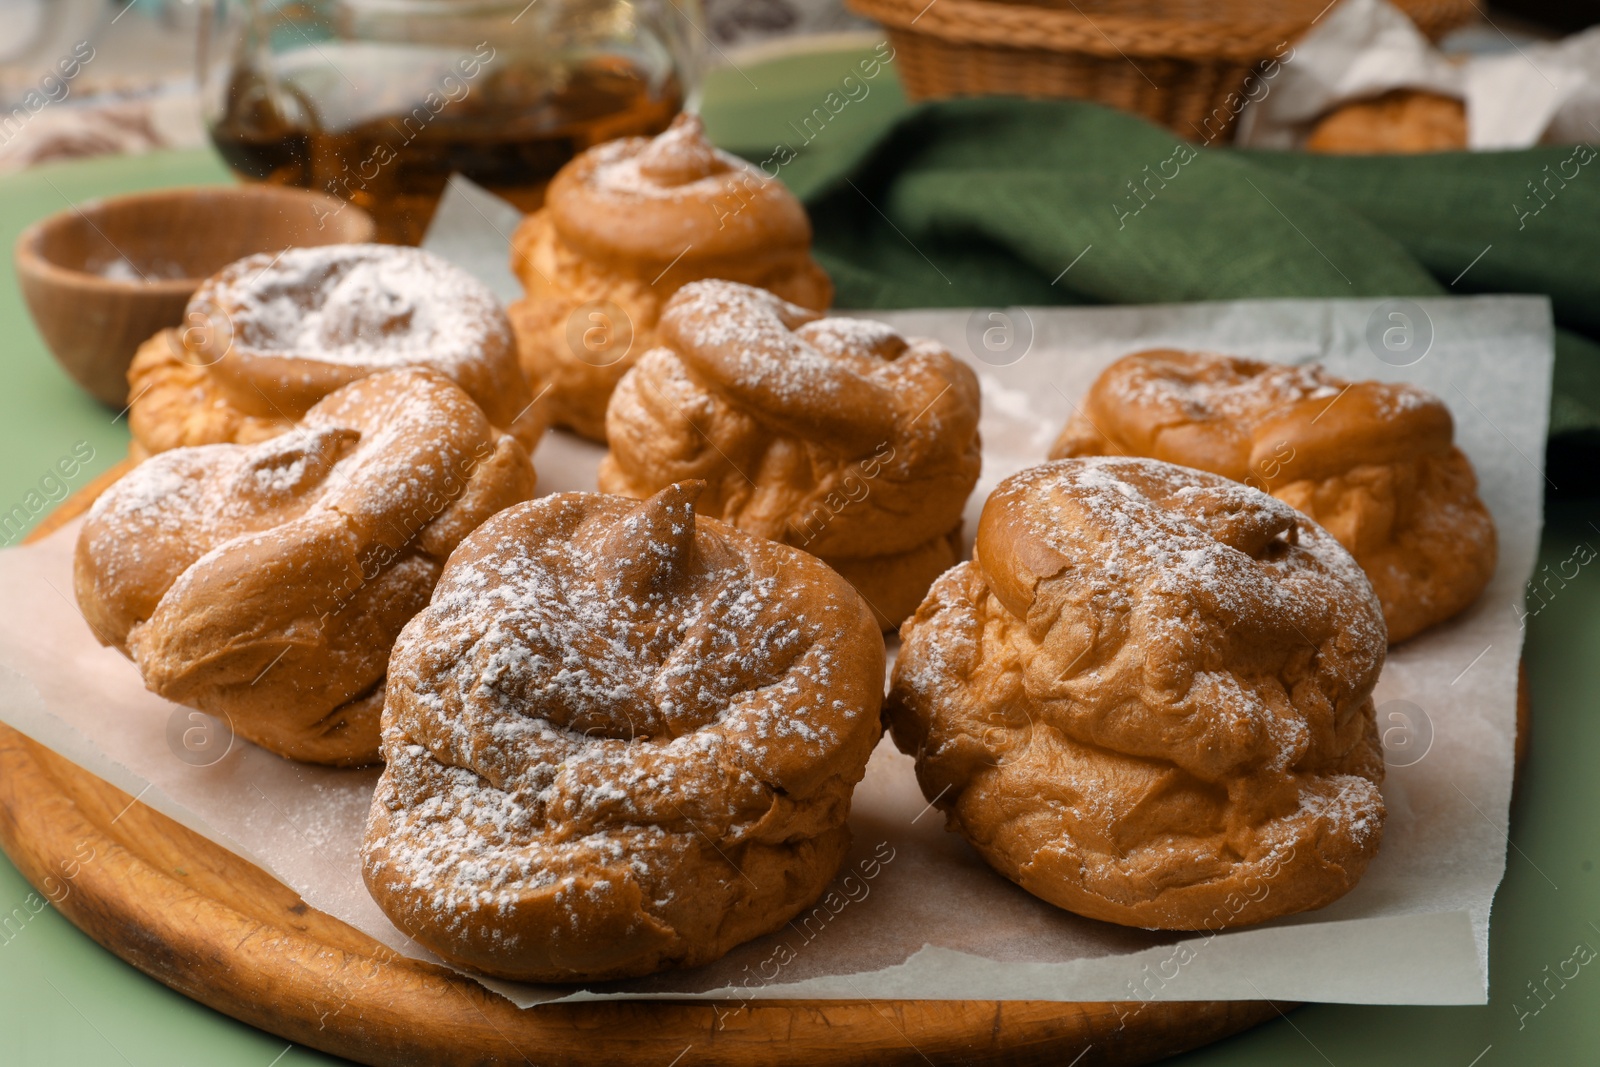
[188,244,532,432]
[963,457,1386,780]
[602,280,981,561]
[1050,349,1452,485]
[887,457,1389,929]
[75,368,536,764]
[1049,350,1497,643]
[362,482,884,980]
[546,113,815,272]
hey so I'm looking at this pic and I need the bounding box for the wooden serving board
[0,468,1315,1065]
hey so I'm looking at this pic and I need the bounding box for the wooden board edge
[0,723,1284,1066]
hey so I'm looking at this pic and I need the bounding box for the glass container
[199,0,700,243]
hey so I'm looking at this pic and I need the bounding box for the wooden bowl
[14,184,376,407]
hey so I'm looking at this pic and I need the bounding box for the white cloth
[1235,0,1600,150]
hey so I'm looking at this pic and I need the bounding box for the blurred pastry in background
[600,280,981,630]
[126,244,541,460]
[508,113,832,442]
[1305,89,1466,153]
[1050,349,1496,642]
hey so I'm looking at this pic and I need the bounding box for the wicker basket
[846,0,1477,141]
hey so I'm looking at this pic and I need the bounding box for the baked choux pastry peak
[635,278,978,469]
[547,116,814,266]
[633,113,727,187]
[389,478,880,749]
[598,479,704,602]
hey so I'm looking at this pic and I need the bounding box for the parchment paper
[0,184,1550,1007]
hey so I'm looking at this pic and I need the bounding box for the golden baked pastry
[888,457,1388,930]
[127,244,542,460]
[1306,89,1467,154]
[508,113,832,441]
[1050,350,1495,643]
[361,481,884,982]
[599,280,982,630]
[76,368,536,766]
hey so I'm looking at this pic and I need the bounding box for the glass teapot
[199,0,700,243]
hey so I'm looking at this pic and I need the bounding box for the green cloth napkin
[794,98,1600,440]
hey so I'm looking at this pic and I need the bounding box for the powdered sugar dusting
[585,114,755,202]
[657,280,972,451]
[201,244,510,370]
[888,455,1389,923]
[366,491,882,946]
[76,369,524,664]
[1094,349,1436,428]
[604,281,983,571]
[1055,348,1491,642]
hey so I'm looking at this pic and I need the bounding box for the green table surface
[1,44,1597,1067]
